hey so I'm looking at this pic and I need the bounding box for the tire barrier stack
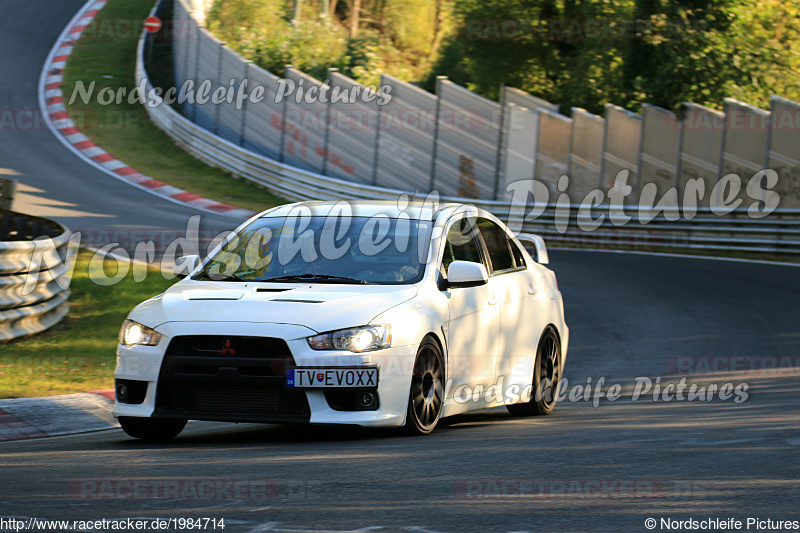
[0,210,75,341]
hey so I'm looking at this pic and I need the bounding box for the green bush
[206,0,454,85]
[207,0,349,81]
[208,0,799,113]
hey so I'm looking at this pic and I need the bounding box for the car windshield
[194,215,433,285]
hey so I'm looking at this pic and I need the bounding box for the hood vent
[255,288,292,293]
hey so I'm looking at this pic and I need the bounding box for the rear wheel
[404,337,445,435]
[507,328,561,416]
[118,416,186,442]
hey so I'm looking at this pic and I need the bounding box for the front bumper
[113,321,416,428]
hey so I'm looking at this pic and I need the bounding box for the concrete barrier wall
[567,108,604,199]
[768,97,800,208]
[501,104,539,201]
[170,0,800,208]
[602,104,642,203]
[677,103,725,207]
[720,99,771,206]
[639,105,680,206]
[534,110,571,195]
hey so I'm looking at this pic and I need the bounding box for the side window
[510,240,527,269]
[441,218,483,277]
[477,218,514,273]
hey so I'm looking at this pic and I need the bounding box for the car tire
[507,327,561,417]
[118,416,187,441]
[404,336,445,435]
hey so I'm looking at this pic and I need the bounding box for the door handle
[488,295,497,305]
[528,288,537,295]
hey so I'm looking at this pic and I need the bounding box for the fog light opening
[358,391,376,408]
[116,382,129,403]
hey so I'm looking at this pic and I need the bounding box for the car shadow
[110,407,532,447]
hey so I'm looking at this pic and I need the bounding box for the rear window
[510,240,527,268]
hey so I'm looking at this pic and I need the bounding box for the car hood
[130,282,419,335]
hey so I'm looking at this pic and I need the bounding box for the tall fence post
[493,83,507,200]
[634,105,647,200]
[566,108,576,181]
[182,10,192,90]
[191,24,202,122]
[598,104,610,190]
[321,68,337,176]
[371,74,385,186]
[762,99,776,206]
[213,41,225,135]
[429,76,447,193]
[675,104,686,197]
[713,101,731,207]
[239,60,251,147]
[278,65,293,163]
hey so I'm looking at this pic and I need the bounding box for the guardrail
[136,6,799,259]
[0,211,74,341]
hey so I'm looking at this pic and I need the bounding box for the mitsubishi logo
[221,339,237,355]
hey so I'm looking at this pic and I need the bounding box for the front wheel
[404,337,445,435]
[118,416,186,442]
[507,328,561,416]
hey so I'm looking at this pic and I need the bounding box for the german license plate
[286,367,378,388]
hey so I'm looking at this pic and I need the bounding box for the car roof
[259,200,480,222]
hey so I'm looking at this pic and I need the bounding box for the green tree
[721,0,800,108]
[430,0,799,113]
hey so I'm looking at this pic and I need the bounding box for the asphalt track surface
[1,1,799,532]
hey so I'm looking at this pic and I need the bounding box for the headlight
[307,325,391,353]
[118,319,162,346]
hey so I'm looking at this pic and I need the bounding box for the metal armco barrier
[137,2,799,259]
[0,211,74,341]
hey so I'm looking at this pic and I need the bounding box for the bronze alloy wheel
[405,337,445,434]
[507,327,561,416]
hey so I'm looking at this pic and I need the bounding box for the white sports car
[113,201,568,439]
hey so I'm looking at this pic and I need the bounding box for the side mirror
[445,261,488,289]
[172,254,201,279]
[516,233,549,265]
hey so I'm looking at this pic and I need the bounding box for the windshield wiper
[193,272,248,282]
[260,274,368,285]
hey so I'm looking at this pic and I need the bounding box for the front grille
[154,336,310,423]
[158,383,309,418]
[168,335,291,359]
[193,386,277,413]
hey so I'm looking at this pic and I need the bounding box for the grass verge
[0,251,173,398]
[61,0,286,213]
